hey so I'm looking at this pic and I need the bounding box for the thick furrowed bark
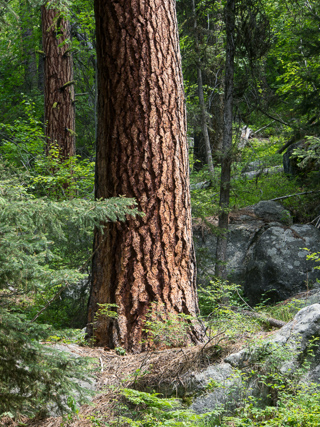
[87,0,205,352]
[42,6,75,158]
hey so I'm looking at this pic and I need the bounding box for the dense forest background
[1,0,320,424]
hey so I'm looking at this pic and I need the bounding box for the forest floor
[2,330,274,427]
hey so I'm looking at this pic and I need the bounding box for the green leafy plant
[198,279,261,339]
[304,248,320,270]
[120,388,209,426]
[258,298,304,323]
[61,396,80,425]
[30,144,95,200]
[95,303,119,320]
[292,135,320,169]
[89,303,119,347]
[115,347,127,356]
[142,302,194,349]
[0,98,45,169]
[205,337,320,426]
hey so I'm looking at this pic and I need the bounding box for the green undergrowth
[198,279,262,339]
[190,136,320,222]
[69,285,320,427]
[107,302,320,427]
[240,136,283,166]
[0,310,95,419]
[197,277,312,328]
[119,389,209,427]
[0,160,142,419]
[4,273,319,425]
[202,337,320,427]
[257,298,306,323]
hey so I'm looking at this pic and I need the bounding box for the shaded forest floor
[5,287,320,426]
[2,331,274,427]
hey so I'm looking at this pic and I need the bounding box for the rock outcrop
[190,304,320,414]
[194,201,320,305]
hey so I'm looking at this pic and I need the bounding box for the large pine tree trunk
[41,6,75,158]
[87,0,204,353]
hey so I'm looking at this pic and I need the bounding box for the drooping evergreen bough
[0,162,140,417]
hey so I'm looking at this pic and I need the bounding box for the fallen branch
[309,215,320,228]
[254,120,275,135]
[269,190,320,202]
[230,306,286,328]
[201,330,226,353]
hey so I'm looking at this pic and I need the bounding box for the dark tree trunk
[38,33,45,94]
[192,0,215,176]
[20,1,38,92]
[87,0,205,353]
[209,1,225,163]
[21,29,38,92]
[210,90,224,162]
[193,132,206,171]
[215,0,236,279]
[41,6,75,158]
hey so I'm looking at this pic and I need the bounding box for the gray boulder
[194,207,266,284]
[273,304,320,349]
[194,201,320,305]
[226,304,320,370]
[244,224,320,305]
[241,160,263,173]
[189,363,242,414]
[240,166,284,180]
[253,200,292,224]
[190,304,320,415]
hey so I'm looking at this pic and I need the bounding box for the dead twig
[201,330,226,353]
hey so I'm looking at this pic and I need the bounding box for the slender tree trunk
[193,132,206,170]
[20,1,38,93]
[38,30,45,93]
[210,90,224,160]
[41,5,75,158]
[192,0,215,177]
[87,0,205,353]
[209,0,225,162]
[215,0,236,279]
[198,67,215,176]
[94,56,98,145]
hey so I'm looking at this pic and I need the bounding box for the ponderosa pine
[41,4,75,158]
[87,0,205,352]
